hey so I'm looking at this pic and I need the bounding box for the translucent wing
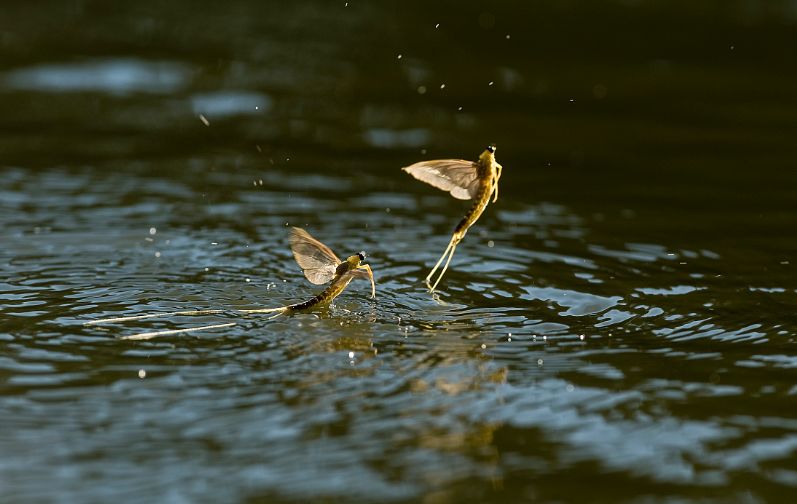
[402,159,481,200]
[289,227,341,285]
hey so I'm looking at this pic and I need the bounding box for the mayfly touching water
[85,227,375,339]
[402,145,502,293]
[280,226,376,309]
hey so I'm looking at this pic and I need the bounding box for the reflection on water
[3,59,192,94]
[3,164,797,502]
[191,91,272,118]
[2,1,797,502]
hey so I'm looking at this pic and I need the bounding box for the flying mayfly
[85,227,376,339]
[402,144,503,293]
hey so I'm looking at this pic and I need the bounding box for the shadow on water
[2,1,797,502]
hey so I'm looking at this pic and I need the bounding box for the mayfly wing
[289,227,341,285]
[402,159,481,200]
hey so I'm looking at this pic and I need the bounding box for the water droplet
[385,207,391,213]
[245,278,251,283]
[506,34,511,39]
[579,334,585,341]
[154,251,161,258]
[487,240,494,248]
[481,343,486,349]
[138,369,146,379]
[348,351,355,359]
[149,227,157,235]
[537,359,543,366]
[566,384,575,392]
[417,85,427,94]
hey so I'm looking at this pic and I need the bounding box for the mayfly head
[345,252,366,268]
[479,144,497,165]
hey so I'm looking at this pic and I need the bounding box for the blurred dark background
[2,1,795,193]
[3,0,796,266]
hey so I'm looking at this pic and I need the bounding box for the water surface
[2,1,797,502]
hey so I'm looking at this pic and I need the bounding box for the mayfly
[402,144,502,292]
[84,227,376,339]
[267,226,376,313]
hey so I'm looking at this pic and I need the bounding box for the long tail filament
[425,232,463,293]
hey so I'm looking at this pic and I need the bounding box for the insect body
[244,227,375,316]
[85,227,375,338]
[402,145,502,292]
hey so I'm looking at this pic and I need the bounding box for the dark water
[3,1,797,502]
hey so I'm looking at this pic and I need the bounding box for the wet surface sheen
[2,1,797,503]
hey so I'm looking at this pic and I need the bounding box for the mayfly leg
[357,264,376,298]
[492,163,502,202]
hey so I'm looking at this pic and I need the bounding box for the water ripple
[2,162,797,502]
